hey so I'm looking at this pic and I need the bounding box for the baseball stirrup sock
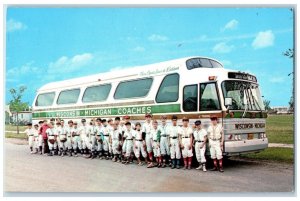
[213,159,218,168]
[218,159,223,168]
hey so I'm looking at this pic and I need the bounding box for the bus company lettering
[117,106,151,115]
[235,123,266,130]
[84,108,112,116]
[139,66,179,76]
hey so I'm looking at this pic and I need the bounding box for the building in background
[270,106,293,115]
[5,105,32,125]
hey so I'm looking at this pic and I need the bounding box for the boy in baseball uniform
[133,122,148,166]
[168,115,182,169]
[78,119,89,155]
[207,117,224,172]
[100,119,110,160]
[149,120,162,168]
[158,115,170,168]
[46,122,57,156]
[142,113,153,164]
[122,122,134,164]
[71,122,80,157]
[109,122,122,162]
[180,117,193,170]
[56,122,68,157]
[193,120,207,172]
[65,120,74,157]
[25,123,36,154]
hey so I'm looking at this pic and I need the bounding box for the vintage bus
[32,56,268,156]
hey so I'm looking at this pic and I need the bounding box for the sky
[5,7,294,107]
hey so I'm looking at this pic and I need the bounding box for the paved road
[4,139,294,193]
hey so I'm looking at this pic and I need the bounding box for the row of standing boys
[25,113,225,172]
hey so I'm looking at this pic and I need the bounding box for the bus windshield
[221,81,265,111]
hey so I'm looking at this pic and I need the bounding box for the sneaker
[219,168,224,173]
[196,165,202,170]
[161,163,166,168]
[203,166,207,172]
[30,151,34,154]
[176,165,180,169]
[147,163,154,168]
[74,154,78,157]
[210,167,218,171]
[138,162,143,166]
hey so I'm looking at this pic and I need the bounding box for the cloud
[109,66,131,72]
[148,34,168,42]
[132,46,145,52]
[221,19,239,32]
[252,30,275,49]
[269,76,285,83]
[212,42,234,53]
[7,61,39,78]
[47,53,93,74]
[7,19,27,32]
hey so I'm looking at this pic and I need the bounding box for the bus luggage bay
[32,56,268,156]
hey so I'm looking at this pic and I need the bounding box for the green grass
[5,124,27,132]
[5,132,28,139]
[239,147,294,163]
[266,115,294,144]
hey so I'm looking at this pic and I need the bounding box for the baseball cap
[123,115,130,119]
[182,116,189,121]
[81,119,86,122]
[145,113,152,118]
[125,122,131,126]
[171,115,178,120]
[194,120,201,126]
[210,116,218,121]
[161,115,167,119]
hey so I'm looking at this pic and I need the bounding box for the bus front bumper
[224,138,268,155]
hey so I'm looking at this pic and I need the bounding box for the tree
[9,86,29,134]
[263,99,271,111]
[283,48,294,112]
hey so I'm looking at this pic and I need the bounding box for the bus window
[35,92,55,106]
[114,78,153,99]
[200,83,221,111]
[183,84,198,112]
[186,58,223,70]
[57,88,80,105]
[156,73,179,103]
[82,84,111,103]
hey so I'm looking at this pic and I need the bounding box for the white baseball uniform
[193,129,207,163]
[158,124,170,156]
[78,125,89,150]
[133,130,147,158]
[71,127,81,150]
[46,128,57,150]
[169,125,182,159]
[57,126,68,150]
[141,121,153,153]
[101,125,110,152]
[207,124,223,160]
[180,126,193,158]
[151,128,161,157]
[25,128,37,149]
[123,128,134,157]
[110,129,121,155]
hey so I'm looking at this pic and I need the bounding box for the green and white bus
[32,56,268,156]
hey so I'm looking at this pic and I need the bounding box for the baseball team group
[25,113,225,172]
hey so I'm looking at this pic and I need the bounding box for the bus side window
[156,73,179,103]
[200,83,221,111]
[183,84,198,112]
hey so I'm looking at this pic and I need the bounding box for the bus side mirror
[225,97,232,106]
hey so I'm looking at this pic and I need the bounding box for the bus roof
[38,56,223,92]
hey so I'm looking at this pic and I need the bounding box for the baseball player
[37,121,44,155]
[149,120,162,168]
[107,118,114,159]
[95,118,103,158]
[100,119,110,159]
[78,119,89,155]
[56,122,68,157]
[122,122,134,164]
[180,117,194,170]
[168,115,182,169]
[121,115,135,162]
[87,119,97,159]
[33,124,40,153]
[65,120,74,157]
[193,120,207,172]
[46,122,57,156]
[133,122,148,166]
[158,115,170,168]
[71,122,80,157]
[207,117,224,172]
[109,122,122,162]
[25,123,37,154]
[142,113,153,164]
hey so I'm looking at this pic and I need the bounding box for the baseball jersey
[181,126,193,138]
[207,124,223,140]
[25,128,36,137]
[141,121,152,134]
[133,130,143,140]
[46,128,56,140]
[110,129,121,141]
[151,128,160,141]
[158,124,170,137]
[169,125,182,138]
[123,129,134,140]
[193,129,207,141]
[78,125,89,137]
